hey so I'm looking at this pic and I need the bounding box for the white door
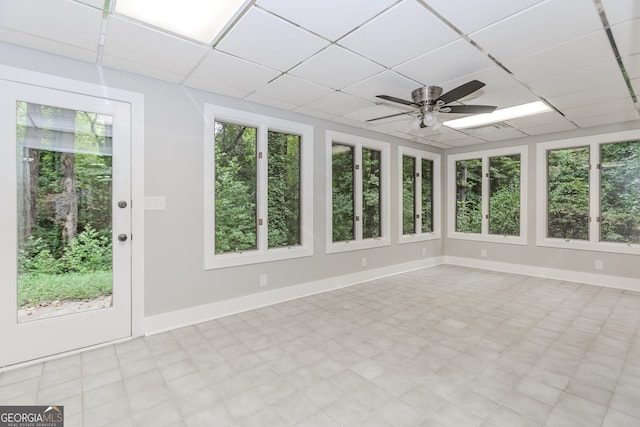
[0,81,132,367]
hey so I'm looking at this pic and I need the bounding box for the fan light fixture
[443,101,552,130]
[114,0,250,44]
[411,112,442,131]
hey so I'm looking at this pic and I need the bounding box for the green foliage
[456,158,482,233]
[268,131,301,248]
[362,148,381,238]
[600,141,640,243]
[547,147,590,239]
[61,224,112,272]
[214,122,257,253]
[18,225,112,274]
[402,156,416,235]
[332,144,355,242]
[489,155,520,236]
[18,271,112,307]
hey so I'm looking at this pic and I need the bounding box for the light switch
[144,196,166,211]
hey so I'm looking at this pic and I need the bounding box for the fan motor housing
[411,86,443,105]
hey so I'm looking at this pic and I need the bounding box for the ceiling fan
[367,80,497,129]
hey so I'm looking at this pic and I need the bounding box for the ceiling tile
[504,111,568,128]
[293,105,337,120]
[0,0,102,61]
[244,93,298,110]
[610,19,640,57]
[528,61,625,99]
[342,70,420,104]
[468,85,539,111]
[470,0,602,62]
[250,74,334,106]
[303,92,373,116]
[520,120,577,136]
[289,45,384,90]
[183,79,251,99]
[344,105,411,123]
[103,16,208,77]
[427,0,544,35]
[547,81,632,111]
[505,31,614,83]
[186,50,280,93]
[100,55,186,83]
[445,136,487,147]
[573,109,640,128]
[339,1,459,67]
[463,127,527,142]
[73,0,106,9]
[256,0,396,41]
[216,8,328,72]
[441,67,520,98]
[394,38,495,87]
[601,0,640,25]
[563,97,637,121]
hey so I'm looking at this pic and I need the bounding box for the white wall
[1,41,638,334]
[0,42,444,327]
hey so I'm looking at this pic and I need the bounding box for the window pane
[489,154,520,236]
[332,143,355,242]
[547,147,589,240]
[268,131,301,248]
[16,102,114,322]
[456,159,482,233]
[214,121,257,253]
[600,141,640,244]
[402,155,415,235]
[422,159,433,233]
[362,148,381,239]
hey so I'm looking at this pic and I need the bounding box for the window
[399,147,441,243]
[448,146,527,244]
[537,130,640,254]
[327,131,390,253]
[204,105,313,269]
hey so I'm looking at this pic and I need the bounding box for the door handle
[118,234,128,242]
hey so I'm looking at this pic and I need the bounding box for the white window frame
[448,145,528,245]
[326,131,390,254]
[536,129,640,255]
[204,104,313,269]
[398,146,441,244]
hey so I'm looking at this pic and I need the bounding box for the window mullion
[354,144,363,241]
[256,125,269,251]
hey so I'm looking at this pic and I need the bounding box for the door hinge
[258,218,264,226]
[355,164,360,170]
[258,152,263,159]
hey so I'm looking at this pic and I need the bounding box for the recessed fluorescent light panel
[444,101,553,129]
[114,0,250,44]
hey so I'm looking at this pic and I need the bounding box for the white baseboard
[445,256,640,292]
[144,256,445,335]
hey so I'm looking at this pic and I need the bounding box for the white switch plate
[144,196,166,210]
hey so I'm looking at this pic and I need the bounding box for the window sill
[536,238,640,255]
[326,237,390,254]
[399,232,441,244]
[448,232,527,246]
[205,246,313,270]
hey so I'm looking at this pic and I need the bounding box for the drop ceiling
[0,0,639,148]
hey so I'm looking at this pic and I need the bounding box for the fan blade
[445,104,497,114]
[366,111,412,122]
[376,94,419,107]
[438,80,486,105]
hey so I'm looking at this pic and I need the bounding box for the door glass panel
[16,101,113,322]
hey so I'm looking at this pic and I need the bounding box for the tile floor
[1,265,639,427]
